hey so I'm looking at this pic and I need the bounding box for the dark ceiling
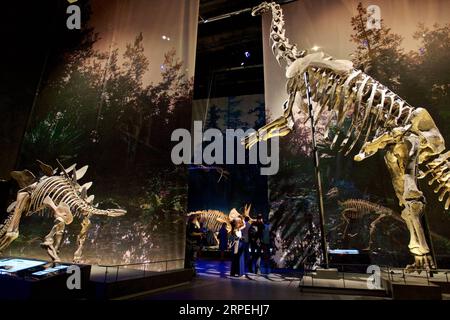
[194,0,266,99]
[194,0,297,99]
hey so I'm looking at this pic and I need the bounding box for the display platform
[382,268,450,300]
[0,257,91,300]
[299,266,450,300]
[0,256,194,300]
[89,265,194,300]
[298,270,389,298]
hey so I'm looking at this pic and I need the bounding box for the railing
[381,266,450,286]
[97,258,185,283]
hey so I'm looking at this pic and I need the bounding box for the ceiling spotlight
[162,35,167,40]
[167,37,171,41]
[244,51,250,58]
[241,62,245,66]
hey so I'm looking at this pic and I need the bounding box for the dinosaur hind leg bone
[73,215,92,263]
[40,196,74,262]
[384,135,435,272]
[365,213,388,251]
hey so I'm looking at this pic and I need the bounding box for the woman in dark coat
[218,222,229,261]
[230,219,245,277]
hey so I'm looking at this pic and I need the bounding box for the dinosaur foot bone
[40,241,61,263]
[405,254,435,274]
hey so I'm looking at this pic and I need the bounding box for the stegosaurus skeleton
[245,2,450,271]
[0,160,126,262]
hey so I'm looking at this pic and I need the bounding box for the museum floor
[125,259,390,300]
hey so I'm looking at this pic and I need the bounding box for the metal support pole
[303,71,329,268]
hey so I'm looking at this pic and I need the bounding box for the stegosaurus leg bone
[40,196,74,262]
[41,218,66,263]
[73,215,92,263]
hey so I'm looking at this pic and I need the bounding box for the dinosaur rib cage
[292,67,416,156]
[28,176,107,218]
[419,150,450,209]
[338,199,396,219]
[187,210,228,233]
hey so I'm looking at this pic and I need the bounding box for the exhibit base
[0,257,91,300]
[315,268,339,279]
[0,256,194,300]
[299,266,450,299]
[299,270,388,298]
[89,266,194,300]
[382,269,450,300]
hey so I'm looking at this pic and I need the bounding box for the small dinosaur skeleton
[246,2,450,271]
[0,160,126,263]
[336,199,404,250]
[187,204,253,244]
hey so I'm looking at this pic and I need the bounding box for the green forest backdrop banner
[5,0,199,268]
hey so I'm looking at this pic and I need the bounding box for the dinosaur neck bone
[254,2,306,67]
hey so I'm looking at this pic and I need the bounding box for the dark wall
[0,0,93,179]
[0,1,57,178]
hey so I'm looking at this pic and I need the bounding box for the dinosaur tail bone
[0,200,25,252]
[419,150,450,210]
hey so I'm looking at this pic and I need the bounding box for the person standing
[249,214,264,274]
[218,222,229,261]
[230,219,245,277]
[198,222,207,257]
[241,216,251,271]
[184,215,203,275]
[261,220,273,274]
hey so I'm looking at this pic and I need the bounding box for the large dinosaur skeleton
[0,160,126,263]
[245,2,450,271]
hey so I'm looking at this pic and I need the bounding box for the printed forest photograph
[2,0,199,267]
